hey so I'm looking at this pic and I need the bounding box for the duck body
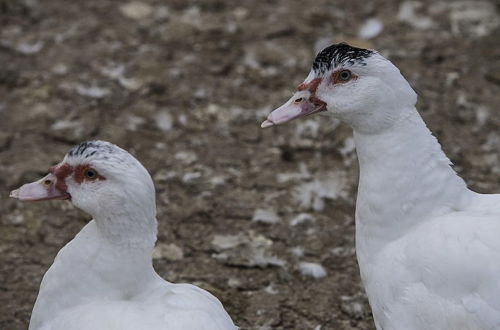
[359,203,500,330]
[31,221,234,330]
[356,111,500,330]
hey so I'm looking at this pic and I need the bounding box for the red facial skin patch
[297,71,357,95]
[297,78,322,94]
[73,164,106,184]
[49,163,72,193]
[310,96,327,110]
[331,70,357,85]
[295,72,356,110]
[296,78,327,111]
[49,163,106,188]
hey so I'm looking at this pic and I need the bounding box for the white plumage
[262,43,500,330]
[11,141,237,330]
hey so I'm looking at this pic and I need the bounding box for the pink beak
[261,91,327,128]
[10,173,70,201]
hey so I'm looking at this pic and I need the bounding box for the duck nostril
[43,180,52,186]
[294,97,303,104]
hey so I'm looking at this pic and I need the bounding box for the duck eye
[339,70,351,81]
[84,168,97,180]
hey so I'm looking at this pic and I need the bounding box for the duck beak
[261,91,327,128]
[10,173,70,201]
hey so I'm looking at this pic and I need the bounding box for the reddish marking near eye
[74,164,106,184]
[297,78,322,94]
[331,70,357,85]
[48,163,105,187]
[49,163,73,192]
[49,163,72,178]
[310,96,327,109]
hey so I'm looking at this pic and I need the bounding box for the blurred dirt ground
[1,0,499,329]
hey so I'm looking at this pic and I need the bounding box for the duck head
[10,141,156,221]
[262,43,417,133]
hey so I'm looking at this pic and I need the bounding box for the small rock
[154,110,173,133]
[227,277,242,288]
[118,77,143,91]
[211,234,247,251]
[298,262,327,279]
[340,295,369,319]
[276,163,311,183]
[289,246,304,258]
[120,1,153,20]
[174,151,198,165]
[264,284,278,295]
[6,213,24,225]
[153,169,177,182]
[358,18,383,39]
[182,172,201,183]
[126,115,146,131]
[252,209,280,224]
[74,84,110,98]
[233,7,249,21]
[99,64,143,91]
[17,41,44,55]
[331,246,356,257]
[289,213,315,226]
[250,249,286,268]
[210,175,227,186]
[51,120,80,131]
[52,63,68,75]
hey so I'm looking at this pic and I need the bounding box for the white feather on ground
[298,262,327,279]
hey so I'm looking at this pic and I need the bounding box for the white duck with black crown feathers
[11,141,237,330]
[262,43,500,330]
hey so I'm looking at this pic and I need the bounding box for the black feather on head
[312,43,374,74]
[67,141,119,160]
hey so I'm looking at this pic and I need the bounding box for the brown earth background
[1,0,500,329]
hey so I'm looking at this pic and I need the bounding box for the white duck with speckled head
[262,43,500,330]
[11,141,237,330]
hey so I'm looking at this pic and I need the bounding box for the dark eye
[339,70,351,81]
[84,168,98,180]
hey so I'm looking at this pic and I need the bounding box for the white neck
[94,206,158,249]
[30,215,160,329]
[353,107,469,255]
[83,217,158,284]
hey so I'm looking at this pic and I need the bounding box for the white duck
[10,141,237,330]
[262,43,500,330]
